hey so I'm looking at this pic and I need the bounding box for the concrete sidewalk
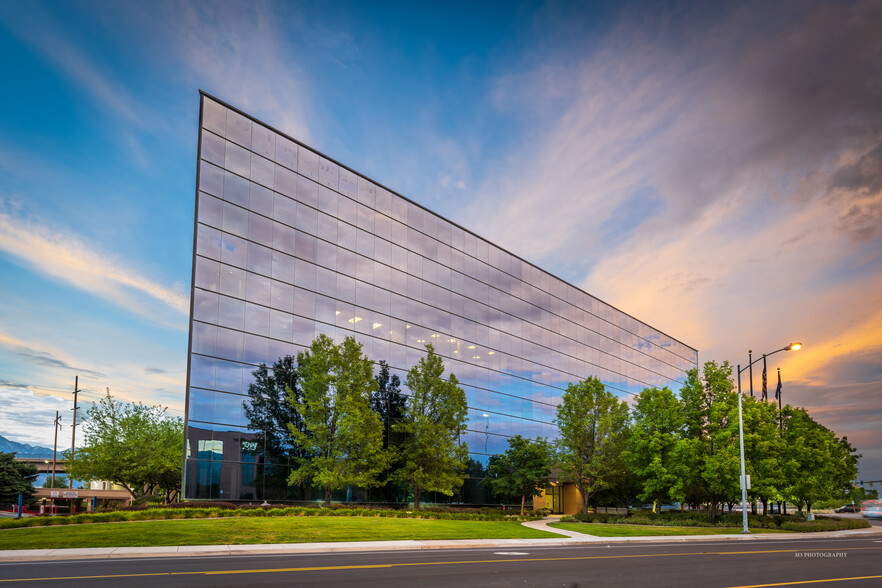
[2,517,880,562]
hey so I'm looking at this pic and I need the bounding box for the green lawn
[548,522,787,537]
[0,517,564,550]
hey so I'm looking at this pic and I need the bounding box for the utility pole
[51,411,62,488]
[69,376,79,489]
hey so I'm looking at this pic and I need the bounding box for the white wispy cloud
[153,1,315,144]
[0,205,189,321]
[0,5,145,128]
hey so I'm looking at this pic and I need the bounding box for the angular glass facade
[184,93,698,502]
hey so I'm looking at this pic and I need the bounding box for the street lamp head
[787,342,802,351]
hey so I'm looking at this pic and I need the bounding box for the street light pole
[735,342,802,534]
[736,370,748,533]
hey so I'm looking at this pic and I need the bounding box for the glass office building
[184,92,698,502]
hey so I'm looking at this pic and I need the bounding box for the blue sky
[1,0,880,482]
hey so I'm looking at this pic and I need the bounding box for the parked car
[861,500,882,519]
[835,504,858,513]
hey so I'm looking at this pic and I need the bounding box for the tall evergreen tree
[244,355,309,498]
[0,452,38,505]
[371,360,407,502]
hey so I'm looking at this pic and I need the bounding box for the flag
[762,364,767,400]
[775,369,782,400]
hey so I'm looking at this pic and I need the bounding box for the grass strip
[548,522,787,537]
[0,517,564,550]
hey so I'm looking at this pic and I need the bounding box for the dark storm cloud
[649,0,882,224]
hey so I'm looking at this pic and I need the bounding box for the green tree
[781,407,860,515]
[41,474,68,489]
[741,396,785,515]
[675,361,740,521]
[486,435,552,516]
[554,376,630,514]
[64,394,183,502]
[287,334,389,507]
[629,386,684,511]
[0,452,38,505]
[394,343,469,509]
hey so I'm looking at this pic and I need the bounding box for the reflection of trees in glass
[288,335,389,507]
[371,361,407,502]
[244,355,311,500]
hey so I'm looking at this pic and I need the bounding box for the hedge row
[0,505,540,530]
[563,511,870,531]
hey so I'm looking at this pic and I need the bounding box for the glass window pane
[319,157,339,190]
[218,295,245,330]
[249,183,273,217]
[199,162,224,199]
[223,171,249,207]
[202,98,226,135]
[297,176,319,207]
[222,202,248,237]
[248,212,273,247]
[271,280,294,312]
[192,320,218,357]
[221,233,248,267]
[251,154,274,190]
[293,258,316,291]
[339,167,357,198]
[243,333,269,365]
[275,135,298,170]
[219,264,246,298]
[245,302,270,336]
[195,257,220,292]
[198,192,223,228]
[193,289,218,323]
[216,327,244,362]
[251,124,275,159]
[200,130,225,167]
[273,193,296,226]
[270,309,294,341]
[272,222,296,255]
[298,147,319,181]
[224,141,251,177]
[246,271,271,306]
[226,110,251,148]
[271,250,295,283]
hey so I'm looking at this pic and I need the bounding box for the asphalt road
[1,537,881,587]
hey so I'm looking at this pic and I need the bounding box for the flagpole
[777,367,783,430]
[748,350,754,398]
[762,354,768,401]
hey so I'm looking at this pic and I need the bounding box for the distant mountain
[0,434,59,458]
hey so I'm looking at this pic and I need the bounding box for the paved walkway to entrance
[520,515,600,539]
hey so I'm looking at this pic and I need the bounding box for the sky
[0,0,879,483]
